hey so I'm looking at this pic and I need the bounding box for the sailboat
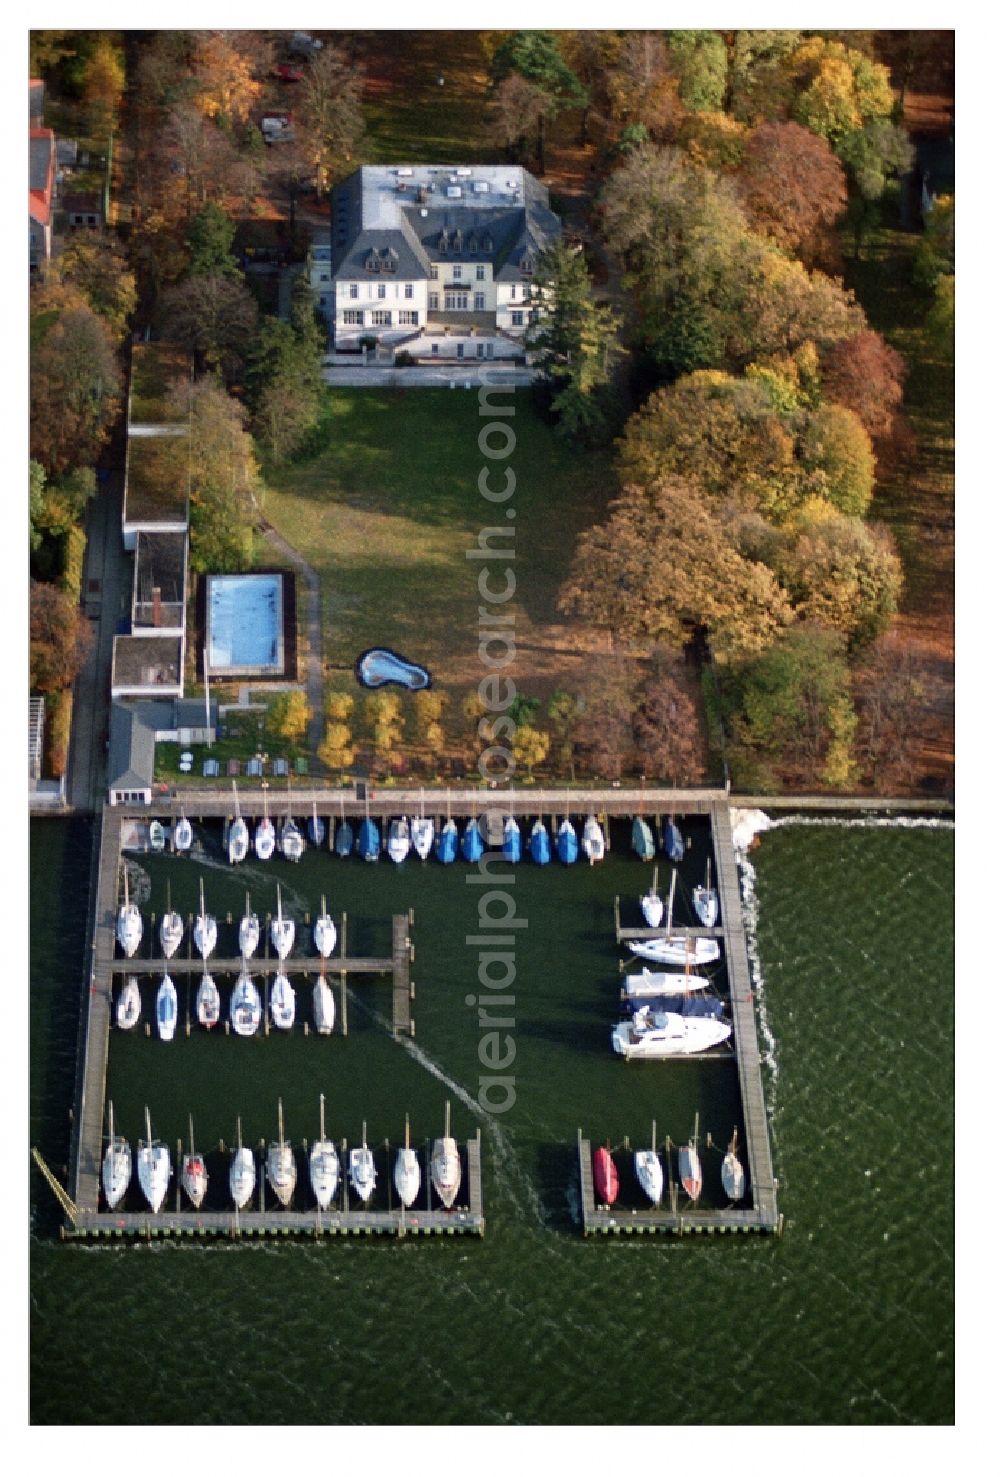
[436,793,458,864]
[228,782,248,864]
[116,866,142,958]
[349,1122,377,1202]
[159,883,184,959]
[611,1006,732,1059]
[387,816,412,863]
[634,1121,664,1206]
[308,800,326,848]
[664,816,685,862]
[581,815,605,864]
[270,970,296,1030]
[461,816,484,863]
[394,1115,421,1208]
[631,815,656,861]
[156,974,177,1042]
[334,794,353,857]
[238,892,260,958]
[623,965,711,1001]
[679,1119,703,1203]
[270,885,295,960]
[254,788,275,861]
[196,972,220,1028]
[628,870,720,967]
[309,1094,339,1210]
[137,1107,171,1214]
[314,895,337,958]
[280,790,304,861]
[266,1099,297,1208]
[173,812,193,853]
[529,817,551,865]
[101,1100,131,1210]
[693,859,719,929]
[181,1115,208,1209]
[430,1102,461,1209]
[230,971,262,1036]
[640,866,664,929]
[149,818,165,852]
[313,975,336,1034]
[117,975,142,1030]
[593,1143,619,1207]
[411,791,434,860]
[357,792,380,862]
[230,1117,256,1210]
[502,814,522,863]
[722,1128,745,1203]
[193,878,217,961]
[556,815,578,865]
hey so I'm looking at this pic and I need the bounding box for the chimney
[151,587,161,627]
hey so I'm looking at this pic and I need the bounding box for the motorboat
[181,1115,208,1209]
[255,789,275,861]
[193,879,217,961]
[529,818,551,865]
[137,1107,171,1214]
[556,817,578,865]
[271,885,295,960]
[502,816,522,864]
[593,1144,619,1206]
[436,817,458,864]
[623,966,711,1001]
[309,1094,339,1210]
[156,974,177,1042]
[149,819,165,852]
[196,972,220,1028]
[270,971,296,1030]
[117,976,142,1031]
[430,1102,461,1209]
[314,896,337,958]
[101,1100,131,1210]
[116,867,142,958]
[722,1128,745,1202]
[335,797,353,857]
[159,883,184,959]
[412,794,434,860]
[357,815,380,862]
[387,816,411,863]
[634,1121,664,1206]
[394,1115,421,1208]
[313,975,336,1034]
[230,1118,256,1210]
[281,812,304,862]
[640,879,664,930]
[611,1006,731,1059]
[679,1138,702,1203]
[664,818,685,862]
[628,936,721,967]
[631,816,655,861]
[461,817,484,863]
[230,972,262,1036]
[581,815,605,864]
[349,1122,377,1202]
[238,893,260,958]
[173,814,193,852]
[228,782,248,864]
[693,859,719,929]
[266,1099,297,1208]
[308,801,326,848]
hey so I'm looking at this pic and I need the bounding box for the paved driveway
[321,364,536,388]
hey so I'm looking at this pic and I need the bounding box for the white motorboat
[387,816,411,864]
[117,976,142,1031]
[255,789,275,861]
[612,1006,731,1059]
[349,1122,377,1203]
[193,879,217,960]
[137,1107,171,1214]
[102,1100,131,1210]
[430,1101,461,1209]
[581,815,606,864]
[308,801,325,848]
[230,972,262,1036]
[148,818,165,852]
[722,1128,746,1202]
[173,814,193,852]
[196,972,221,1028]
[228,782,248,864]
[281,813,304,862]
[181,1115,208,1209]
[628,937,721,967]
[412,793,434,860]
[156,974,177,1042]
[313,975,336,1034]
[309,1094,339,1210]
[116,867,142,958]
[271,885,295,960]
[267,1099,297,1208]
[692,859,719,928]
[314,896,337,958]
[640,887,664,929]
[623,966,711,1001]
[159,883,184,959]
[270,971,296,1030]
[394,1115,421,1208]
[634,1120,664,1206]
[230,1118,256,1211]
[238,893,260,958]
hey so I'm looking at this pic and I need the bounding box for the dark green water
[30,815,954,1425]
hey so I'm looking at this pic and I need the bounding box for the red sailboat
[593,1143,619,1207]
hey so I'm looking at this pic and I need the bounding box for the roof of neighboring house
[108,698,220,794]
[29,128,55,226]
[123,432,189,526]
[111,634,182,689]
[133,531,187,621]
[61,189,103,214]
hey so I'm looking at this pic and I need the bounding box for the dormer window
[382,246,399,273]
[438,230,449,254]
[364,248,381,274]
[481,232,493,253]
[466,233,478,254]
[452,228,463,253]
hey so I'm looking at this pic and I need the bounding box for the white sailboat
[411,791,434,860]
[629,872,719,966]
[159,883,184,959]
[387,816,411,863]
[181,1115,208,1209]
[228,782,248,864]
[314,896,337,958]
[312,975,336,1034]
[196,972,221,1028]
[116,975,142,1030]
[173,813,193,853]
[156,974,177,1042]
[116,866,142,958]
[270,885,295,960]
[281,791,304,862]
[634,1120,664,1206]
[308,800,325,848]
[101,1100,131,1210]
[722,1128,746,1202]
[693,859,719,928]
[267,1098,297,1208]
[640,866,664,929]
[238,892,260,959]
[255,788,275,861]
[394,1114,421,1209]
[612,1006,731,1059]
[623,966,711,1000]
[137,1107,171,1214]
[230,1117,256,1211]
[270,971,296,1030]
[349,1122,377,1203]
[309,1094,339,1210]
[430,1101,461,1209]
[193,878,217,960]
[581,815,606,864]
[148,818,165,852]
[230,971,262,1036]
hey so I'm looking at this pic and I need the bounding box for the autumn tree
[164,98,240,216]
[30,462,46,553]
[365,692,404,770]
[158,271,259,381]
[297,47,365,195]
[925,275,955,360]
[326,692,355,722]
[266,690,311,745]
[81,34,125,137]
[676,112,748,171]
[633,651,704,784]
[489,74,553,166]
[735,121,847,263]
[547,689,579,778]
[572,654,637,780]
[854,634,927,789]
[913,196,955,293]
[818,329,907,448]
[412,690,448,753]
[50,233,137,340]
[490,31,587,173]
[30,580,93,693]
[527,242,621,442]
[773,501,902,648]
[664,30,727,112]
[729,30,803,123]
[318,721,355,772]
[248,285,325,462]
[30,298,121,476]
[512,723,550,778]
[190,30,263,127]
[163,378,262,572]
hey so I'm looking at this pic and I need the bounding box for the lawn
[357,31,502,166]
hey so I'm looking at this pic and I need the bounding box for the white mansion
[312,164,562,362]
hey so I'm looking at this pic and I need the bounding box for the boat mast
[666,869,677,933]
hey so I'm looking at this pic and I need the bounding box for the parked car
[289,31,322,55]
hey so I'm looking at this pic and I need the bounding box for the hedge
[45,688,73,780]
[58,525,87,601]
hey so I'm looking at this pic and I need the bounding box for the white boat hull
[255,820,275,861]
[271,920,295,960]
[387,819,411,863]
[411,818,434,859]
[349,1148,376,1202]
[267,1145,297,1207]
[117,904,142,958]
[102,1143,131,1209]
[722,1152,745,1201]
[193,917,217,961]
[628,937,720,967]
[196,974,220,1028]
[230,975,262,1036]
[581,818,605,863]
[159,913,184,959]
[137,1145,171,1214]
[314,916,337,958]
[270,974,296,1030]
[228,819,248,864]
[640,894,664,929]
[624,967,711,1000]
[239,915,260,958]
[117,978,142,1030]
[612,1009,731,1059]
[310,1141,340,1209]
[430,1138,461,1208]
[181,1155,208,1209]
[173,818,192,852]
[394,1149,420,1208]
[156,977,177,1042]
[312,978,336,1034]
[634,1149,664,1206]
[230,1149,256,1210]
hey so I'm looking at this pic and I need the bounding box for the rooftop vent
[396,167,414,176]
[446,186,462,199]
[472,180,490,193]
[456,167,472,177]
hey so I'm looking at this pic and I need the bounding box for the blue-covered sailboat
[357,816,380,862]
[335,795,353,857]
[556,817,578,865]
[664,818,685,862]
[462,817,484,863]
[632,816,656,861]
[529,818,551,865]
[502,816,522,863]
[437,818,458,863]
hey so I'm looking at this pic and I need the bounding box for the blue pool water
[207,574,283,674]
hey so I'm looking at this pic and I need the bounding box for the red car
[273,63,304,82]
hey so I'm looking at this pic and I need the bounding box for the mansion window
[400,310,418,325]
[377,284,387,299]
[429,292,439,311]
[430,264,439,279]
[474,292,485,311]
[349,283,359,299]
[476,264,485,281]
[511,310,524,326]
[404,282,413,299]
[371,309,393,326]
[452,265,462,280]
[444,292,469,310]
[343,309,364,325]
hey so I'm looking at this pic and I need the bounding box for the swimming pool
[206,573,285,677]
